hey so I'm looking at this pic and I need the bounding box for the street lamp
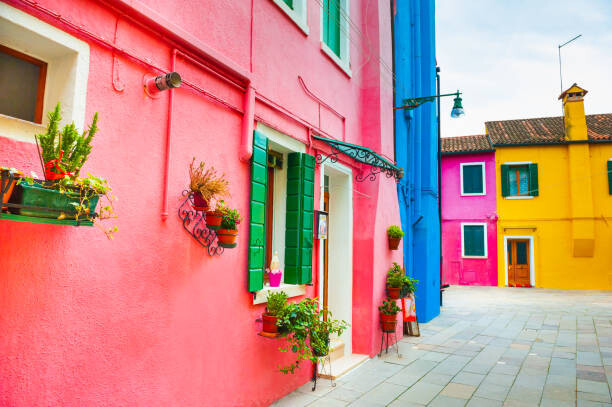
[395,90,464,118]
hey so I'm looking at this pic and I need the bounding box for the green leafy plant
[36,102,99,177]
[188,158,229,201]
[277,298,348,374]
[387,225,404,238]
[379,298,401,315]
[386,262,404,288]
[265,291,288,317]
[220,206,241,230]
[402,274,418,295]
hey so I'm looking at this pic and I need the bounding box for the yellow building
[486,84,612,289]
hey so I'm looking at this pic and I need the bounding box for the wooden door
[322,191,329,321]
[508,239,530,287]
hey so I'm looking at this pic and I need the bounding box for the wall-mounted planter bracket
[178,191,224,256]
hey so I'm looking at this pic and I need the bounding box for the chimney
[558,83,588,141]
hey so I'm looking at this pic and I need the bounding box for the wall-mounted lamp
[144,72,182,98]
[395,90,465,119]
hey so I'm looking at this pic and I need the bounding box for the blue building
[393,0,440,323]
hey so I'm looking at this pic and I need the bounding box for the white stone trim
[461,222,487,259]
[460,162,486,196]
[253,284,307,305]
[503,235,535,287]
[271,0,309,35]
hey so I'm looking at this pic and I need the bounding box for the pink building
[441,135,498,286]
[0,1,402,406]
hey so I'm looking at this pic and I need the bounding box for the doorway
[507,238,531,287]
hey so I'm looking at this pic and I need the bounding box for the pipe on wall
[160,49,177,221]
[240,85,255,162]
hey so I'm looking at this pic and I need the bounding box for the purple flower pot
[269,272,282,287]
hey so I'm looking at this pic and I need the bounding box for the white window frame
[461,222,488,259]
[252,123,307,305]
[503,161,534,200]
[460,162,486,196]
[320,0,351,77]
[0,3,89,144]
[271,0,309,35]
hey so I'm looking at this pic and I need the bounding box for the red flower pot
[380,313,397,333]
[388,236,401,250]
[262,313,279,334]
[205,212,223,229]
[387,287,401,299]
[217,229,238,248]
[192,192,209,211]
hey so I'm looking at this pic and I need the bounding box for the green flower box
[9,181,99,220]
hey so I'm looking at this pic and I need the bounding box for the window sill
[0,113,44,143]
[505,196,534,200]
[461,192,486,197]
[271,0,309,35]
[253,283,306,305]
[462,255,488,259]
[321,42,352,78]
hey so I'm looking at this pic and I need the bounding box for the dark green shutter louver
[528,163,538,196]
[284,152,315,285]
[462,164,484,194]
[607,161,612,195]
[500,164,510,197]
[247,131,268,292]
[323,0,341,56]
[463,225,485,257]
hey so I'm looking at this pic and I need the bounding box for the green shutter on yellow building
[284,152,315,285]
[247,131,268,292]
[608,160,612,195]
[500,164,509,197]
[528,163,539,196]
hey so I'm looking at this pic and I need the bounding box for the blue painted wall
[393,0,440,323]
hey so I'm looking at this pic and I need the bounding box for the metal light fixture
[450,93,465,118]
[144,72,182,98]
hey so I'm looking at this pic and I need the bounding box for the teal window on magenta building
[462,224,486,257]
[322,0,341,56]
[461,163,484,195]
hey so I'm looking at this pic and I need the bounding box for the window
[249,125,314,304]
[607,160,612,195]
[460,162,485,195]
[501,163,538,198]
[0,45,47,123]
[461,223,487,258]
[0,3,89,143]
[271,0,308,34]
[320,0,351,76]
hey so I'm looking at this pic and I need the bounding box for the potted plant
[277,298,348,374]
[379,298,401,333]
[0,167,23,211]
[262,291,288,335]
[400,274,418,299]
[387,225,404,250]
[386,262,405,299]
[205,200,225,230]
[217,205,240,248]
[188,158,229,212]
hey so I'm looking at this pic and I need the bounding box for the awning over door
[313,135,403,182]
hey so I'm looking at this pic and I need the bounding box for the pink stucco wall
[441,152,497,286]
[0,1,402,406]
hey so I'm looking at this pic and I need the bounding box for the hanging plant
[387,225,404,250]
[188,158,229,211]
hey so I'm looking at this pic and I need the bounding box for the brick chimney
[559,83,588,141]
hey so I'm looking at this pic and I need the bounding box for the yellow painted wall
[495,143,612,289]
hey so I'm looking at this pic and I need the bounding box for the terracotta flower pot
[205,212,223,229]
[262,313,279,334]
[192,192,209,211]
[380,313,397,333]
[388,236,401,250]
[387,287,401,299]
[217,228,238,248]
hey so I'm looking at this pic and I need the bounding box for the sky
[436,0,612,138]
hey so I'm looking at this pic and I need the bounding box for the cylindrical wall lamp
[144,72,182,98]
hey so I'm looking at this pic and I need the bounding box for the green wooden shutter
[500,164,510,197]
[282,0,294,9]
[607,161,612,195]
[323,0,341,57]
[284,153,315,285]
[463,225,485,257]
[528,163,539,196]
[247,131,268,292]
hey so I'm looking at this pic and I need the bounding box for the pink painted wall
[441,152,497,286]
[0,1,402,406]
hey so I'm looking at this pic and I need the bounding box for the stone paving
[272,286,612,406]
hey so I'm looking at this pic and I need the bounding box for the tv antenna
[558,34,582,93]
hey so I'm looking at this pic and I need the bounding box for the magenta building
[441,135,498,286]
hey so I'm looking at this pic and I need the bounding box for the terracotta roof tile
[441,135,494,154]
[486,114,612,145]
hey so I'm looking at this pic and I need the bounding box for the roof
[486,114,612,146]
[441,135,494,154]
[558,83,588,100]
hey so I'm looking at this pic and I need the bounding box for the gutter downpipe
[161,49,177,221]
[436,66,443,305]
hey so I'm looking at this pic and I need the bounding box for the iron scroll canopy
[313,136,403,182]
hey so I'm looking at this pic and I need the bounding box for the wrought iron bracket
[315,143,403,182]
[178,191,224,256]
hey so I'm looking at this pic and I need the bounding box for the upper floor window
[460,162,485,196]
[607,159,612,195]
[501,163,539,198]
[320,0,351,77]
[0,44,47,123]
[271,0,308,35]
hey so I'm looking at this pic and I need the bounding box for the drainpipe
[240,84,255,162]
[437,66,444,305]
[161,49,177,221]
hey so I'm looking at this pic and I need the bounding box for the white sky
[436,0,612,138]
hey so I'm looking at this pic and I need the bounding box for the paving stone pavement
[271,286,612,406]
